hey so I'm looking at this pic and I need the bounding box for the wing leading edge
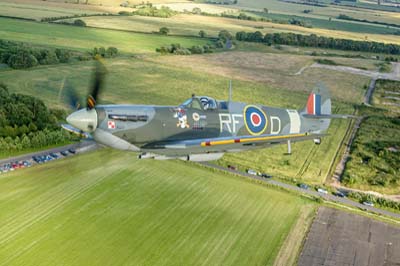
[143,132,326,151]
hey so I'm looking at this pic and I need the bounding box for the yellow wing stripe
[201,133,307,147]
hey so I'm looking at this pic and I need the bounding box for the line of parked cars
[0,160,32,173]
[0,148,77,174]
[246,168,273,178]
[226,165,273,179]
[32,149,76,164]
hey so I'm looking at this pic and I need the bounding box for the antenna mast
[228,80,232,102]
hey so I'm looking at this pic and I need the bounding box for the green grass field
[0,17,207,54]
[342,114,400,194]
[0,149,315,265]
[343,80,400,194]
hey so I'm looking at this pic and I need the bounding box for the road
[200,162,400,220]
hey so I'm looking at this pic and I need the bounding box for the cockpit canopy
[180,96,218,110]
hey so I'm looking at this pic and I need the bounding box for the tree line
[118,5,177,18]
[0,84,64,137]
[155,30,233,55]
[235,31,400,54]
[0,39,118,69]
[0,129,71,154]
[0,39,72,69]
[0,84,75,153]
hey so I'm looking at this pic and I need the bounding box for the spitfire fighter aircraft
[63,61,340,161]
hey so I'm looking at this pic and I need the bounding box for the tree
[192,7,202,14]
[38,50,59,65]
[105,47,118,57]
[198,30,206,38]
[190,45,204,54]
[7,52,38,69]
[159,27,170,35]
[218,30,233,42]
[98,47,106,57]
[55,49,71,63]
[73,19,87,27]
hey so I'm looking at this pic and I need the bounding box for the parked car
[68,148,76,154]
[317,188,328,194]
[49,153,59,159]
[227,165,237,171]
[60,151,69,156]
[260,173,272,178]
[246,169,257,175]
[363,201,374,207]
[298,183,309,190]
[334,191,346,198]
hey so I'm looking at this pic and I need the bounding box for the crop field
[154,2,235,14]
[0,17,207,54]
[251,11,400,35]
[0,149,315,265]
[69,13,277,38]
[75,12,399,39]
[0,0,132,17]
[68,13,400,45]
[233,0,400,25]
[0,1,102,20]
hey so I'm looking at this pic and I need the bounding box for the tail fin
[303,83,331,116]
[300,84,332,133]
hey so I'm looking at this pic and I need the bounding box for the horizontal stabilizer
[302,114,358,119]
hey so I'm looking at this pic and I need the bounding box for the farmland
[67,13,400,45]
[1,0,399,262]
[0,149,315,265]
[0,17,207,54]
[0,0,139,20]
[231,0,400,25]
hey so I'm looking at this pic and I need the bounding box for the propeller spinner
[63,59,106,134]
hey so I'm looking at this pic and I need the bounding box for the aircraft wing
[144,132,326,151]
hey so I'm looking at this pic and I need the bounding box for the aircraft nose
[66,108,98,132]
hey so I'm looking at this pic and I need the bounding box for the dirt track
[311,62,400,81]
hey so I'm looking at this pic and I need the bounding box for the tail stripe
[315,94,321,115]
[307,93,321,115]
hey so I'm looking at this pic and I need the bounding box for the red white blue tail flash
[307,93,321,115]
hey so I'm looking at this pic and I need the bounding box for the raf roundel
[244,105,267,135]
